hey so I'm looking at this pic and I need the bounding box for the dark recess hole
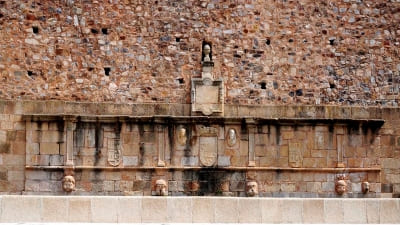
[289,91,294,97]
[260,82,266,89]
[330,83,336,89]
[288,39,293,43]
[0,13,3,18]
[88,67,94,71]
[176,37,180,42]
[32,26,39,34]
[295,89,303,96]
[266,39,270,45]
[322,30,327,35]
[101,28,108,34]
[329,39,335,45]
[27,71,33,76]
[104,67,111,76]
[91,28,98,34]
[178,78,184,84]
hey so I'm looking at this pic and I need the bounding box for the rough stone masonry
[0,0,399,197]
[0,0,399,105]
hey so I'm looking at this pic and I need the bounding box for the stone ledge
[0,196,398,223]
[0,100,397,120]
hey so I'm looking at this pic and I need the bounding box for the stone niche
[23,115,384,197]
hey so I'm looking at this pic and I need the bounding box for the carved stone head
[62,175,75,192]
[335,179,347,195]
[246,181,258,197]
[155,179,168,196]
[177,127,187,146]
[362,181,370,194]
[227,128,237,147]
[203,44,211,62]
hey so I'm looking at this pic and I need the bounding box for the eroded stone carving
[108,138,122,166]
[227,128,237,147]
[246,181,258,197]
[335,175,347,195]
[177,127,187,146]
[62,175,75,192]
[154,179,168,196]
[362,181,370,193]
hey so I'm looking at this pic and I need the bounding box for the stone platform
[0,196,398,223]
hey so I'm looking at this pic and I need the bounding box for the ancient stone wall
[0,100,399,197]
[0,0,399,105]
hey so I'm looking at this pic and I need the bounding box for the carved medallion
[108,138,122,166]
[226,128,237,147]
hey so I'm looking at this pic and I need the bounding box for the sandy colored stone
[91,197,118,223]
[238,198,261,223]
[324,199,344,223]
[380,199,400,223]
[192,197,215,223]
[167,197,192,222]
[141,197,167,223]
[215,198,238,223]
[1,196,41,222]
[41,197,68,222]
[68,197,92,222]
[303,199,324,223]
[343,199,367,224]
[117,197,142,223]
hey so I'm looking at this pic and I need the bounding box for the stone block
[117,197,141,222]
[192,197,214,223]
[343,199,367,223]
[217,155,230,167]
[91,197,118,223]
[324,199,344,223]
[380,199,400,223]
[167,197,192,222]
[365,199,380,223]
[141,197,167,222]
[303,199,324,223]
[261,198,282,223]
[40,143,59,155]
[68,197,92,222]
[40,131,62,142]
[123,156,138,166]
[1,196,41,222]
[215,198,238,223]
[238,198,261,223]
[42,197,68,222]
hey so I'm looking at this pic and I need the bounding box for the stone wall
[0,100,399,197]
[0,196,399,223]
[0,1,399,106]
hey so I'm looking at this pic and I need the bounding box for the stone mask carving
[246,181,258,197]
[177,127,187,146]
[62,175,75,192]
[335,179,347,195]
[227,128,237,147]
[155,179,168,196]
[362,181,370,194]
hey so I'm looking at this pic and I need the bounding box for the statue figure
[246,181,258,197]
[227,128,237,147]
[335,179,347,195]
[177,127,187,146]
[203,44,211,62]
[155,179,168,196]
[62,175,75,192]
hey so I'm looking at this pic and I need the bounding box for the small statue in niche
[226,128,237,147]
[203,44,211,62]
[335,175,347,195]
[362,181,370,194]
[62,175,76,192]
[246,181,258,197]
[155,179,168,196]
[177,127,187,146]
